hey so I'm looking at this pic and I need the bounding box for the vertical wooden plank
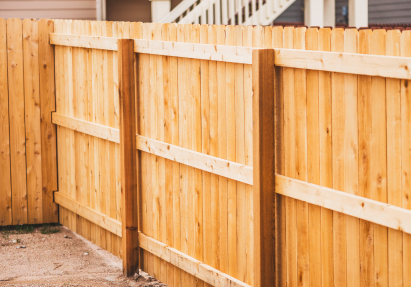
[140,22,151,273]
[244,24,254,286]
[331,27,347,287]
[217,24,228,276]
[306,26,321,287]
[200,23,212,287]
[252,48,275,287]
[88,20,97,246]
[226,24,237,279]
[191,24,203,287]
[318,27,333,287]
[272,25,286,287]
[23,19,43,224]
[105,21,115,255]
[343,27,360,287]
[283,26,297,287]
[400,29,411,287]
[54,19,66,228]
[208,24,219,280]
[7,18,28,225]
[358,28,374,287]
[235,24,246,284]
[118,38,139,277]
[169,23,181,287]
[161,22,175,287]
[81,20,91,243]
[159,22,168,283]
[0,18,12,226]
[294,26,309,287]
[370,29,388,287]
[386,29,402,287]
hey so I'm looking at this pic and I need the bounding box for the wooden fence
[2,18,411,287]
[0,18,57,226]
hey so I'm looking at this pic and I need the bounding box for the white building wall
[0,0,97,20]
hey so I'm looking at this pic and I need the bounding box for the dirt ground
[0,225,166,287]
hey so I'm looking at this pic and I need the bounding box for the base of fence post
[118,38,139,277]
[252,49,276,287]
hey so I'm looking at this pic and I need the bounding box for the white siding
[0,0,96,20]
[369,0,411,24]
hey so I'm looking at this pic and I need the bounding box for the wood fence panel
[0,18,12,226]
[34,19,411,287]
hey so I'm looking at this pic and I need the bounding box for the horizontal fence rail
[52,112,411,235]
[50,33,411,79]
[52,113,253,184]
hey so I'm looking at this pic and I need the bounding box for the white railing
[160,0,297,26]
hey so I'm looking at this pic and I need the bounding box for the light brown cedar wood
[235,24,246,284]
[217,24,229,277]
[244,25,254,286]
[168,23,181,287]
[7,18,28,225]
[358,29,374,287]
[318,27,334,287]
[401,30,411,287]
[23,19,43,224]
[191,24,204,287]
[306,27,321,287]
[271,25,286,287]
[331,28,347,287]
[0,18,12,226]
[283,26,297,287]
[343,28,360,287]
[161,22,175,286]
[370,29,388,287]
[386,29,403,287]
[294,27,309,287]
[200,23,212,287]
[225,24,237,280]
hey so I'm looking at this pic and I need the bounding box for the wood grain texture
[252,48,275,287]
[118,38,139,276]
[401,30,411,287]
[0,18,12,226]
[331,27,346,287]
[318,27,334,287]
[23,19,43,224]
[306,26,321,287]
[7,18,28,225]
[343,27,360,287]
[386,29,403,287]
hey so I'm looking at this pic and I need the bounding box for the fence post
[118,39,139,277]
[252,49,276,287]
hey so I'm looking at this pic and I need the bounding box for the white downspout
[96,0,107,21]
